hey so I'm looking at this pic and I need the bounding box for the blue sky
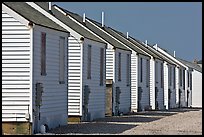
[54,2,202,62]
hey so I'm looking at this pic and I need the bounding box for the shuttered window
[41,32,46,76]
[140,58,142,83]
[170,66,172,86]
[183,69,185,90]
[155,61,158,83]
[179,69,182,86]
[190,73,192,90]
[59,36,65,84]
[118,52,121,81]
[187,71,189,87]
[87,45,92,79]
[146,59,149,87]
[100,48,104,86]
[161,63,163,88]
[127,54,130,86]
[173,67,176,89]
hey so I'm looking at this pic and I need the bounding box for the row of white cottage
[2,2,202,134]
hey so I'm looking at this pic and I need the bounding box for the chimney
[155,44,158,50]
[193,59,198,64]
[102,11,104,27]
[126,32,129,39]
[173,51,176,57]
[49,2,52,11]
[145,40,148,47]
[83,13,86,23]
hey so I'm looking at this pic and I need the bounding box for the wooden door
[105,83,113,116]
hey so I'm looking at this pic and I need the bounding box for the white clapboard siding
[68,37,82,116]
[32,25,68,128]
[82,39,106,120]
[113,49,131,114]
[155,60,164,110]
[149,58,155,109]
[131,53,138,112]
[192,70,202,107]
[175,67,180,106]
[171,66,177,108]
[106,48,114,80]
[180,68,186,107]
[2,10,31,122]
[163,62,169,109]
[138,55,150,111]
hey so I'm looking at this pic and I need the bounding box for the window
[140,58,142,83]
[179,69,182,86]
[41,32,46,76]
[161,63,163,88]
[187,71,189,87]
[100,48,104,86]
[155,61,158,83]
[87,45,92,79]
[59,37,65,84]
[183,69,185,90]
[146,59,149,87]
[190,73,192,90]
[169,66,172,86]
[173,67,176,89]
[118,52,121,81]
[127,54,130,86]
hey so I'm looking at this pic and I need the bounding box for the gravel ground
[39,108,202,135]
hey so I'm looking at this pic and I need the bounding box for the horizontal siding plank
[2,105,29,110]
[2,85,30,88]
[2,59,30,64]
[2,72,30,76]
[2,30,30,35]
[2,68,30,71]
[2,26,29,30]
[2,81,30,85]
[2,56,30,60]
[2,64,30,68]
[2,42,30,47]
[2,47,30,51]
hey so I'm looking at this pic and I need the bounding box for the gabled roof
[34,2,105,44]
[145,45,177,66]
[107,27,163,59]
[177,58,202,73]
[3,2,67,32]
[55,4,131,51]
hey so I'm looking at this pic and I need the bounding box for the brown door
[105,83,113,116]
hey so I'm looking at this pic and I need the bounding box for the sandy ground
[41,108,202,135]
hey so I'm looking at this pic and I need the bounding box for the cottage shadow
[47,122,136,134]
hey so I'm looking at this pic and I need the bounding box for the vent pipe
[145,40,148,47]
[49,2,52,11]
[155,44,158,50]
[102,11,104,27]
[83,13,86,23]
[126,32,129,39]
[173,51,176,57]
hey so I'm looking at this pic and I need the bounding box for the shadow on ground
[47,108,201,134]
[47,122,136,134]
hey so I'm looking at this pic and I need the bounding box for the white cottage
[2,2,69,134]
[27,2,107,122]
[177,58,202,108]
[129,39,165,111]
[150,45,178,109]
[95,25,166,112]
[56,6,134,116]
[154,46,193,108]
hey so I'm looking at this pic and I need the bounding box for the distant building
[177,58,202,108]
